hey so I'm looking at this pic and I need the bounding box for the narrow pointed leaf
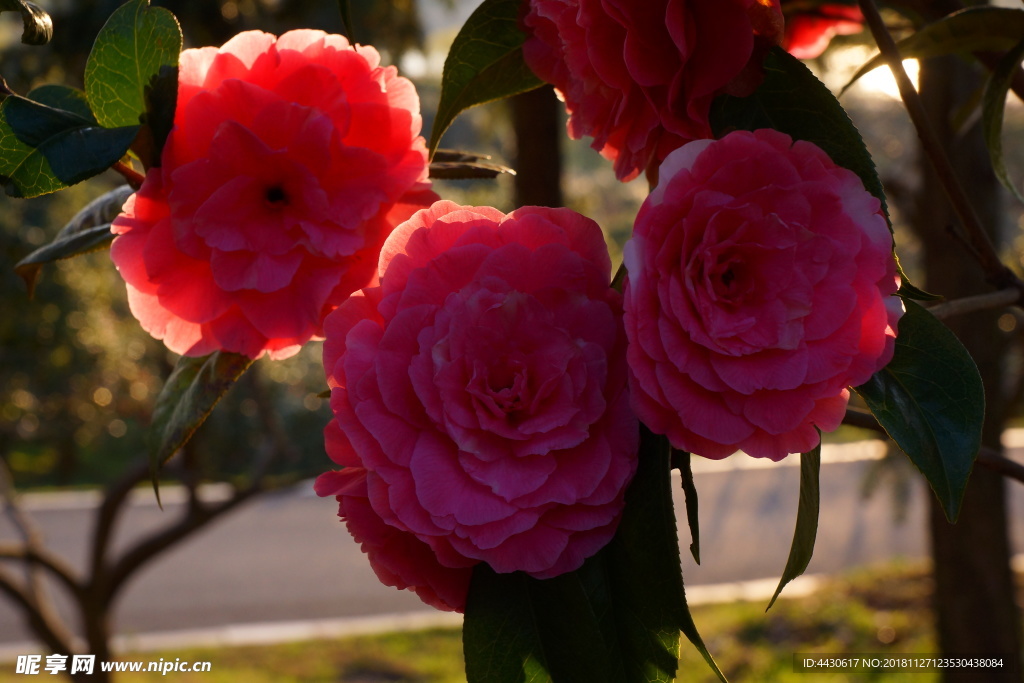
[84,0,182,129]
[428,159,516,179]
[842,7,1024,95]
[14,185,132,294]
[982,39,1024,204]
[854,301,983,522]
[0,96,138,198]
[428,0,543,157]
[149,352,255,490]
[673,449,701,563]
[337,0,354,41]
[0,0,52,45]
[766,442,821,610]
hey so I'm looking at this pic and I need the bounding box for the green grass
[3,561,1019,682]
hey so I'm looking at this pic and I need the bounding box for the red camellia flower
[315,200,638,611]
[111,30,435,359]
[782,3,863,59]
[522,0,784,181]
[624,129,903,460]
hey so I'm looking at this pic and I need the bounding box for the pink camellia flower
[624,129,903,460]
[315,200,638,611]
[782,3,863,59]
[522,0,784,182]
[111,30,435,359]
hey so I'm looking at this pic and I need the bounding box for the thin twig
[0,544,83,599]
[858,0,1024,298]
[111,161,144,189]
[926,288,1020,320]
[0,567,77,655]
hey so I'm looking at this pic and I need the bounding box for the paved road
[1,439,1021,649]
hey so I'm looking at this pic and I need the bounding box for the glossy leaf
[854,301,984,522]
[766,442,821,610]
[0,96,138,198]
[132,65,178,169]
[982,39,1024,205]
[464,428,700,683]
[711,47,887,217]
[150,352,255,494]
[84,0,182,129]
[27,85,96,123]
[0,0,52,45]
[14,184,132,295]
[428,0,543,157]
[842,7,1024,94]
[673,449,701,564]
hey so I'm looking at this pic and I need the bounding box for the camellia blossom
[624,129,903,460]
[111,30,435,359]
[522,0,784,181]
[315,200,638,611]
[782,3,863,59]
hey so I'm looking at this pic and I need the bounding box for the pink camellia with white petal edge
[624,129,903,461]
[316,200,638,612]
[111,30,436,359]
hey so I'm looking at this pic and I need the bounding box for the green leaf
[673,449,701,564]
[84,0,182,129]
[337,0,354,42]
[766,441,821,610]
[464,427,700,683]
[711,46,887,217]
[854,300,983,522]
[428,0,544,158]
[0,0,52,45]
[14,184,132,295]
[132,65,179,169]
[28,85,96,123]
[0,95,139,198]
[149,352,255,496]
[982,39,1024,205]
[842,7,1024,95]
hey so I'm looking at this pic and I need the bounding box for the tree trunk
[914,54,1023,682]
[511,85,563,208]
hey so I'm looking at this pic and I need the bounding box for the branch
[0,544,83,600]
[89,459,151,584]
[111,161,144,189]
[0,566,77,656]
[926,288,1020,320]
[858,0,1024,298]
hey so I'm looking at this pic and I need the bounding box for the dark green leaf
[132,65,179,169]
[982,39,1024,205]
[766,442,821,610]
[27,85,96,123]
[428,0,543,158]
[854,300,983,522]
[464,427,700,683]
[672,449,700,563]
[337,0,354,41]
[14,184,131,295]
[842,7,1024,94]
[711,47,887,217]
[0,0,52,45]
[149,352,255,495]
[0,96,138,198]
[84,0,182,129]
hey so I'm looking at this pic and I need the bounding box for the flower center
[264,185,288,206]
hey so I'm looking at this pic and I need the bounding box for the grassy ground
[3,561,1019,682]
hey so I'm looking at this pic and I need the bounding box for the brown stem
[926,288,1020,320]
[858,0,1024,298]
[0,567,77,656]
[111,161,144,189]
